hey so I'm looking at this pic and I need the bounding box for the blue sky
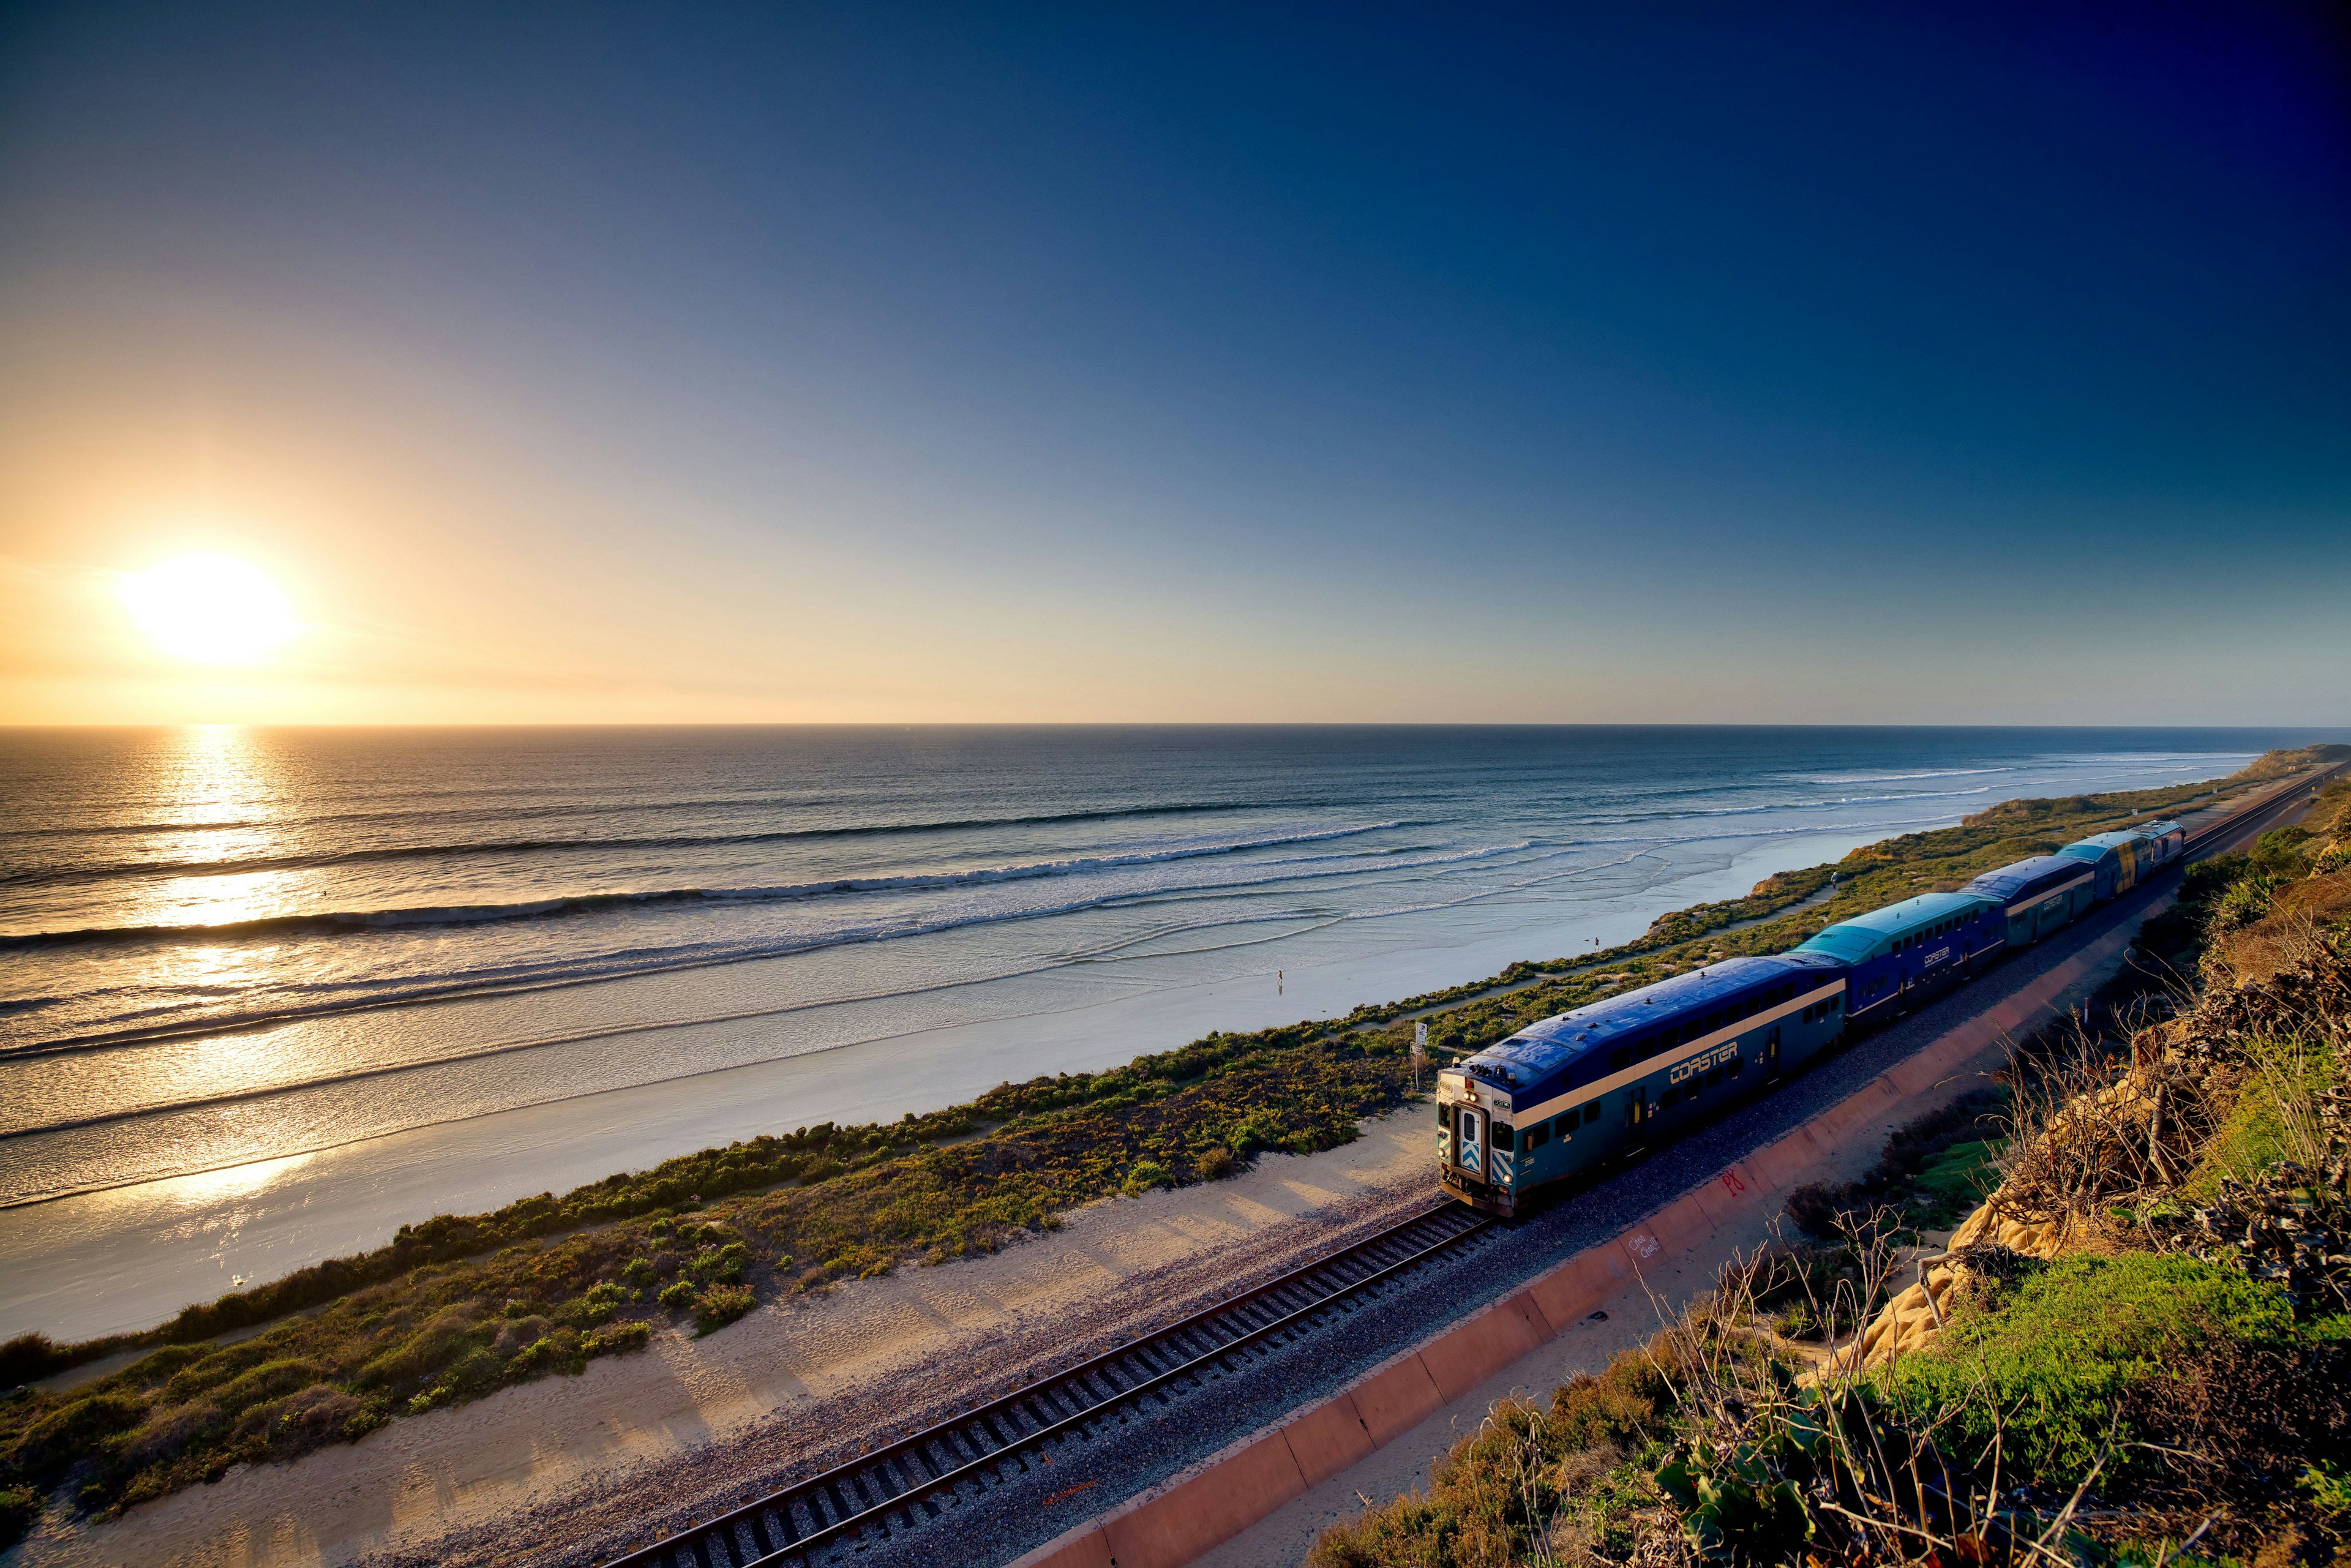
[1,3,2345,722]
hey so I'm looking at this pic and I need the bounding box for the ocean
[0,724,2329,1335]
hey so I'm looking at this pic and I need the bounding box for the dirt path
[9,1114,1439,1568]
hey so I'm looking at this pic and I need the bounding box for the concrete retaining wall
[1011,907,2158,1568]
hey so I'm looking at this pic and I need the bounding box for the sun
[120,555,299,665]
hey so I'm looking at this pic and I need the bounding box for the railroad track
[2181,760,2344,858]
[602,1200,1498,1568]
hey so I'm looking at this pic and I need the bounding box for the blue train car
[1435,952,1847,1216]
[1791,891,2004,1027]
[1963,853,2098,946]
[2060,823,2183,898]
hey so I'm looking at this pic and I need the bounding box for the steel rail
[602,1200,1494,1568]
[2181,760,2343,857]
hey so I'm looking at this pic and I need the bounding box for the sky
[1,2,2346,726]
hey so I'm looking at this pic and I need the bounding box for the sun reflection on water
[133,727,298,929]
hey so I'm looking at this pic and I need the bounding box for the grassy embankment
[1310,771,2351,1568]
[0,746,2338,1536]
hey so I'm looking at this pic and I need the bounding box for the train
[1434,819,2185,1216]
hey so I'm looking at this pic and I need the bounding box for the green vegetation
[0,748,2331,1536]
[1314,1250,2342,1568]
[1785,1089,2008,1239]
[1883,1253,2299,1485]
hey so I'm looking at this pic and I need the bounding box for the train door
[1453,1104,1487,1181]
[1764,1025,1780,1079]
[1627,1086,1648,1146]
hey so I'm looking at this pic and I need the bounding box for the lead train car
[1436,953,1846,1217]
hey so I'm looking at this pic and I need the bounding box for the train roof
[2140,819,2183,837]
[1792,891,1992,963]
[1963,854,2083,900]
[2063,830,2147,854]
[1457,952,1836,1092]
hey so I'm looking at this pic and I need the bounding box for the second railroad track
[602,1198,1499,1568]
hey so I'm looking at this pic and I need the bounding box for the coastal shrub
[693,1288,756,1335]
[2252,825,2315,879]
[0,1484,37,1550]
[1195,1146,1235,1180]
[121,1401,222,1470]
[208,1359,331,1420]
[9,1394,145,1488]
[686,1244,747,1285]
[354,1304,489,1394]
[657,1280,696,1311]
[505,1334,571,1378]
[0,1335,77,1387]
[1881,1253,2295,1485]
[1120,1161,1172,1196]
[241,1385,364,1460]
[1786,1089,2006,1237]
[1308,1339,1674,1567]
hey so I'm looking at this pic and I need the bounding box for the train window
[1727,1057,1742,1076]
[1437,1105,1452,1129]
[1706,1064,1725,1086]
[1493,1123,1515,1150]
[1706,1010,1724,1030]
[1526,1124,1549,1151]
[1584,1103,1601,1125]
[1661,1086,1682,1107]
[1610,1046,1632,1071]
